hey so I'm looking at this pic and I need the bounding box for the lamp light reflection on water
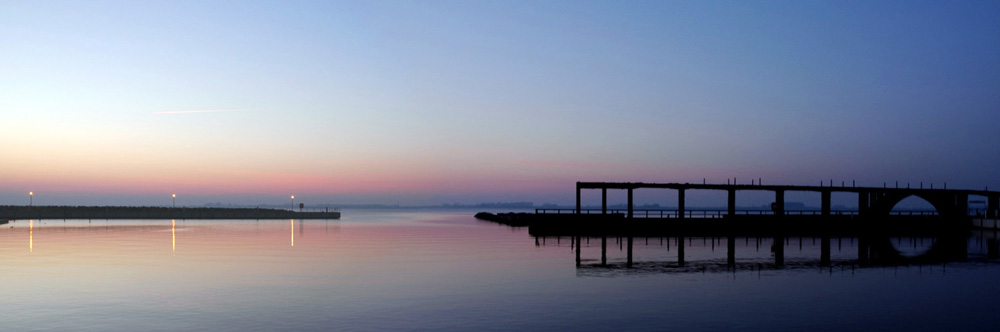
[291,219,295,247]
[29,219,33,252]
[172,219,176,252]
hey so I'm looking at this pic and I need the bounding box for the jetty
[476,181,1000,237]
[0,205,340,220]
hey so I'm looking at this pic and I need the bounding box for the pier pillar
[678,189,686,219]
[627,188,634,219]
[774,190,785,216]
[821,191,831,216]
[677,236,685,266]
[857,191,869,216]
[601,188,607,215]
[988,195,999,219]
[576,183,582,214]
[955,193,969,216]
[727,190,736,216]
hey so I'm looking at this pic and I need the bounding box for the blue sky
[1,0,998,207]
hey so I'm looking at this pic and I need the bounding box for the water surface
[1,210,997,331]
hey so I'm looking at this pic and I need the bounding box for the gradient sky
[2,0,998,206]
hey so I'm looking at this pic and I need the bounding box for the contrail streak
[154,109,241,115]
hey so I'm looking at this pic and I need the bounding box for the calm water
[1,210,998,331]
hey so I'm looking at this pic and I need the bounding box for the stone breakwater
[0,206,340,220]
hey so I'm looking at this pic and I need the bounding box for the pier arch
[889,196,936,216]
[866,192,966,217]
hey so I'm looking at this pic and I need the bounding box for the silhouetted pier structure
[477,181,1000,239]
[567,181,1000,219]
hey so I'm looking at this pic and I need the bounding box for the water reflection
[538,230,1000,277]
[29,219,33,252]
[5,219,331,255]
[1,214,997,331]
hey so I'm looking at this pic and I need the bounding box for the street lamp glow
[29,191,33,207]
[172,194,176,208]
[291,195,295,211]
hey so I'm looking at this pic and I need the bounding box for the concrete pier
[574,181,1000,219]
[0,205,340,220]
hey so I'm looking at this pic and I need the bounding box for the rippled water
[1,210,997,331]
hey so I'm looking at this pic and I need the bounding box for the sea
[1,209,997,331]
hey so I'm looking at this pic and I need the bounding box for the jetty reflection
[5,219,329,254]
[537,230,1000,277]
[29,219,34,252]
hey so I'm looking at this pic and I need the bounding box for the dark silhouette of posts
[678,189,686,219]
[627,188,634,219]
[858,236,870,264]
[576,184,582,214]
[857,191,870,216]
[575,236,581,267]
[727,236,735,267]
[727,190,736,216]
[820,236,831,266]
[773,236,784,266]
[989,195,999,218]
[677,236,685,266]
[774,190,785,216]
[821,190,831,215]
[956,193,969,216]
[601,188,607,215]
[627,237,633,268]
[601,236,607,266]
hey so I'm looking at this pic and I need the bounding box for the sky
[1,0,998,207]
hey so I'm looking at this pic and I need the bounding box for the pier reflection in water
[539,231,999,277]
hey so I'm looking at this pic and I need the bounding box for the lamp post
[29,191,33,207]
[172,194,176,208]
[291,195,295,212]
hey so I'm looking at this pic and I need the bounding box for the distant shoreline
[0,205,340,220]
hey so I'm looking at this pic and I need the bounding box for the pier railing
[534,208,938,218]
